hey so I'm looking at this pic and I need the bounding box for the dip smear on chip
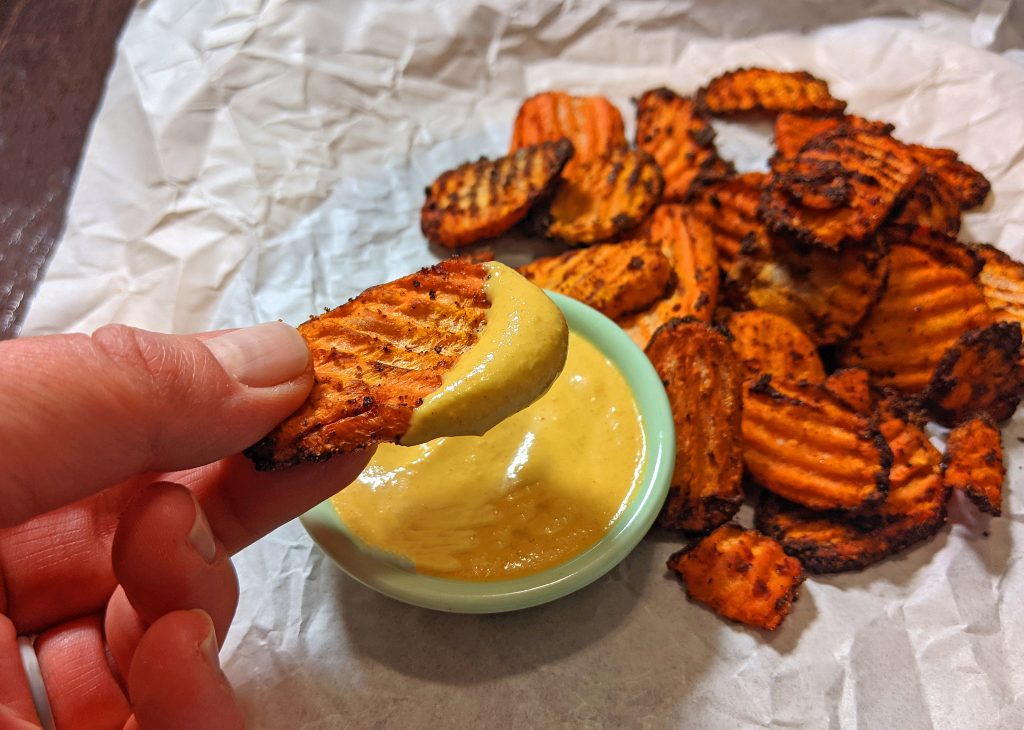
[246,260,568,471]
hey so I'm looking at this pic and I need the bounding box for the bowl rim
[299,291,675,613]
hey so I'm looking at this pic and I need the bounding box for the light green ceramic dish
[300,292,675,613]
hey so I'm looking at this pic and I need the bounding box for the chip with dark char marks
[891,170,962,236]
[645,318,743,533]
[922,321,1024,427]
[510,91,625,177]
[773,112,894,158]
[245,260,491,470]
[725,310,825,383]
[838,235,994,394]
[619,205,718,347]
[667,524,806,631]
[421,139,573,249]
[688,172,769,273]
[725,235,888,346]
[742,375,892,512]
[823,368,873,415]
[943,415,1005,516]
[634,87,733,201]
[755,394,947,573]
[971,243,1024,325]
[697,68,846,116]
[534,145,664,245]
[905,143,990,210]
[760,128,921,249]
[518,238,672,319]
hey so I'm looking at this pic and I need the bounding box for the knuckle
[91,324,196,404]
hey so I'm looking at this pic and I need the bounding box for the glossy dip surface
[401,261,568,445]
[332,331,646,581]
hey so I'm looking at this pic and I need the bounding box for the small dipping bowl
[300,292,675,613]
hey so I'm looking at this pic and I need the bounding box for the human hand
[0,323,373,729]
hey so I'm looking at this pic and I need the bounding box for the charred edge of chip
[869,420,894,502]
[778,160,852,207]
[746,374,804,407]
[886,224,983,277]
[755,495,947,573]
[924,321,1024,425]
[696,67,846,116]
[878,389,929,426]
[757,187,833,248]
[656,314,735,343]
[963,489,1001,516]
[699,493,745,534]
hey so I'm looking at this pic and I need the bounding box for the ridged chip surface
[760,129,921,249]
[518,239,671,319]
[635,87,732,201]
[645,318,743,533]
[667,524,806,631]
[245,261,490,470]
[742,375,891,512]
[510,92,625,176]
[698,68,846,116]
[539,146,664,245]
[421,139,573,249]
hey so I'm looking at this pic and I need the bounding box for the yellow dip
[401,261,569,445]
[332,332,645,581]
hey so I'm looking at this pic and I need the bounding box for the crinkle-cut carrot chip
[698,68,846,116]
[726,310,825,384]
[635,87,733,201]
[667,524,806,631]
[246,261,491,470]
[646,318,743,533]
[421,139,573,249]
[510,91,625,177]
[943,415,1005,516]
[742,375,891,512]
[518,239,671,319]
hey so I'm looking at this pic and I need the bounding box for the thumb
[0,322,311,526]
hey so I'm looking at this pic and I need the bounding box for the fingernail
[192,609,220,665]
[204,322,309,388]
[187,493,218,564]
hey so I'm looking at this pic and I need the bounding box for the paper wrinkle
[19,1,1024,727]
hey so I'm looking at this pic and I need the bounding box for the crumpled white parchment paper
[21,1,1024,727]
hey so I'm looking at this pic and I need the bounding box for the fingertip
[186,445,376,555]
[128,610,244,730]
[112,482,238,643]
[105,586,146,681]
[202,322,310,389]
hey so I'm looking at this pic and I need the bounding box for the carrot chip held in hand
[245,260,569,470]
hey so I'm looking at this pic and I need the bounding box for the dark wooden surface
[0,0,134,339]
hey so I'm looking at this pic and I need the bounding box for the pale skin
[0,322,374,729]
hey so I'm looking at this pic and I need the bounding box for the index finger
[171,449,375,556]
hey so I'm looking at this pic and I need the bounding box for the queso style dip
[332,332,645,581]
